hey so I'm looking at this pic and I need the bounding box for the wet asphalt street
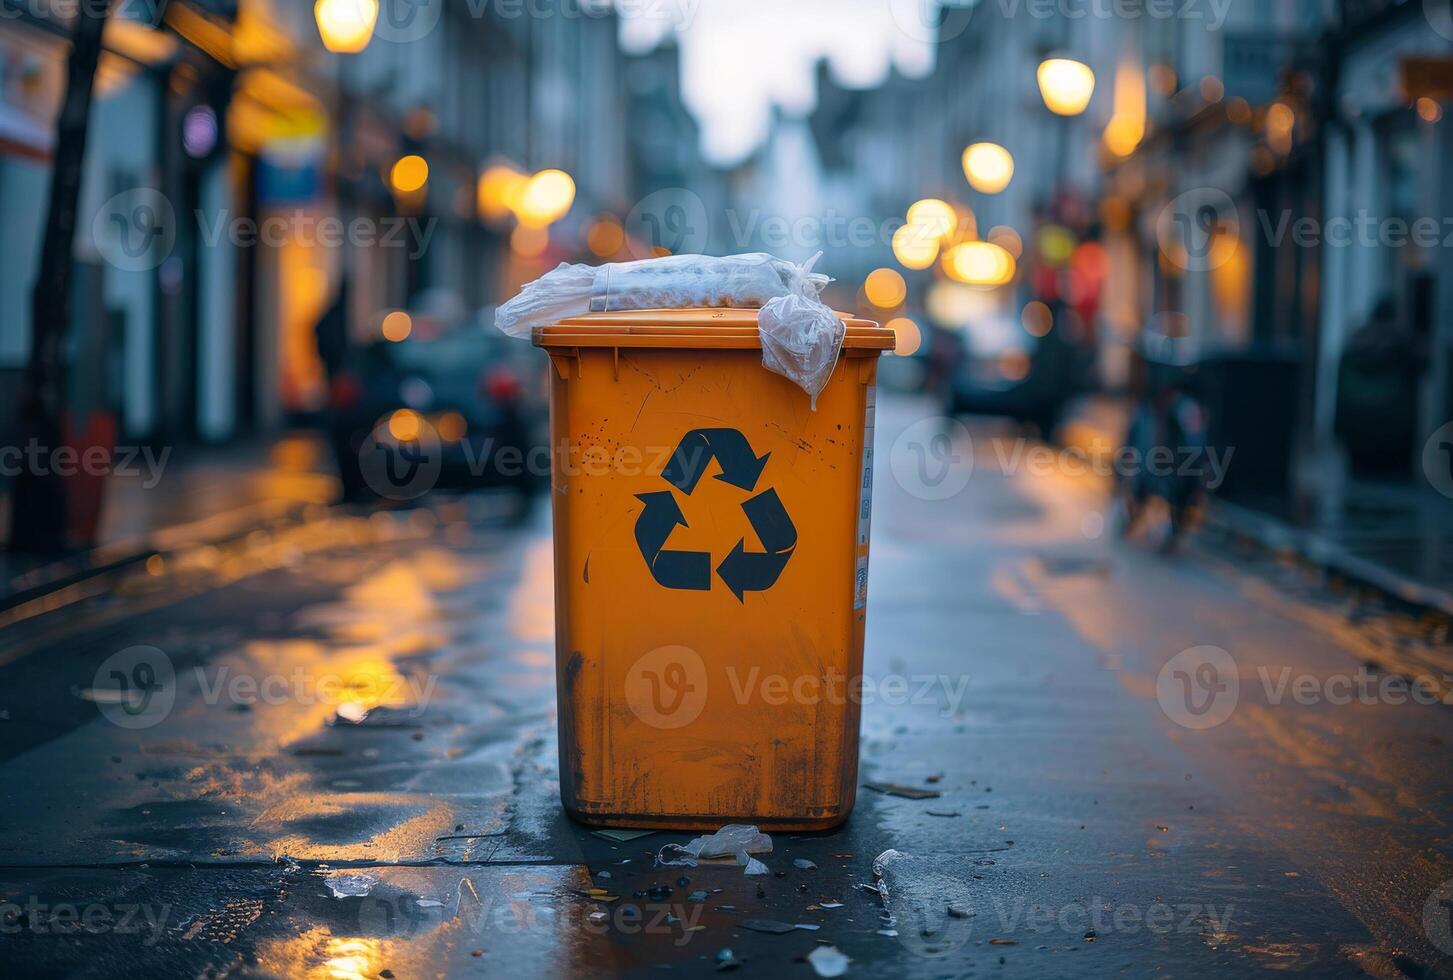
[2,392,1453,979]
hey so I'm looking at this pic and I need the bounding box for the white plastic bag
[759,289,846,410]
[655,823,773,874]
[494,253,827,337]
[495,252,846,407]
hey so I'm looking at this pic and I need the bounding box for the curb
[1204,498,1453,618]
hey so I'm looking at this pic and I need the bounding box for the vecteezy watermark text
[89,646,438,730]
[358,885,705,946]
[988,438,1233,490]
[94,188,439,272]
[986,894,1234,938]
[0,897,171,946]
[1260,210,1453,250]
[623,645,973,729]
[1158,645,1453,731]
[195,210,435,260]
[0,442,169,488]
[990,0,1232,27]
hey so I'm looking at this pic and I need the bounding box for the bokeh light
[314,0,378,53]
[864,267,907,309]
[943,241,1016,288]
[381,311,412,343]
[511,225,550,258]
[906,198,956,240]
[390,154,429,194]
[887,316,922,357]
[516,169,576,227]
[1037,58,1096,116]
[478,165,529,222]
[962,142,1014,194]
[892,223,940,270]
[1022,301,1053,338]
[586,216,625,257]
[387,408,422,442]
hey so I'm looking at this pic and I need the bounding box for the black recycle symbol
[633,428,797,602]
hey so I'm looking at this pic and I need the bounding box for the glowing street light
[892,223,940,270]
[886,316,922,357]
[1103,59,1146,158]
[477,164,528,222]
[864,267,907,309]
[1037,58,1096,116]
[943,241,1016,288]
[516,169,576,228]
[511,225,550,258]
[387,408,423,442]
[389,154,429,194]
[906,198,957,240]
[586,215,625,257]
[962,142,1015,194]
[381,310,412,342]
[314,0,378,54]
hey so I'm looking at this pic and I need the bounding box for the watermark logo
[1157,645,1239,730]
[624,645,708,729]
[1157,187,1239,273]
[889,0,976,45]
[624,188,710,259]
[358,423,443,500]
[89,645,437,728]
[373,0,445,43]
[1421,421,1453,500]
[895,904,974,957]
[92,188,175,273]
[890,417,974,501]
[89,645,176,730]
[1426,0,1453,42]
[1425,879,1453,955]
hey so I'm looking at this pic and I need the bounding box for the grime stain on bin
[564,651,585,691]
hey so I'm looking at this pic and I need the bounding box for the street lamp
[1037,58,1096,116]
[315,0,379,54]
[864,268,907,309]
[892,223,939,270]
[515,169,577,228]
[906,198,957,240]
[390,154,429,194]
[962,142,1014,194]
[477,164,529,222]
[942,241,1016,288]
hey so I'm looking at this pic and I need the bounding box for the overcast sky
[619,0,942,165]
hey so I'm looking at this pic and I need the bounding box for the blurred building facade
[790,0,1448,516]
[0,0,637,453]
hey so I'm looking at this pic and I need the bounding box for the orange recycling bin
[534,308,894,831]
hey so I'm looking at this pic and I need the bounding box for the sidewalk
[0,433,339,610]
[1206,483,1453,617]
[1058,394,1453,617]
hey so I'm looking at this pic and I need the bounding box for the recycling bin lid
[532,308,895,350]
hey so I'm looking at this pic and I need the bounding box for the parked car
[328,313,547,503]
[946,300,1091,437]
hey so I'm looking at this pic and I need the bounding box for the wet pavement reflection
[1,394,1452,977]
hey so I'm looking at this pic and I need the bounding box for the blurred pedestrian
[315,275,352,385]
